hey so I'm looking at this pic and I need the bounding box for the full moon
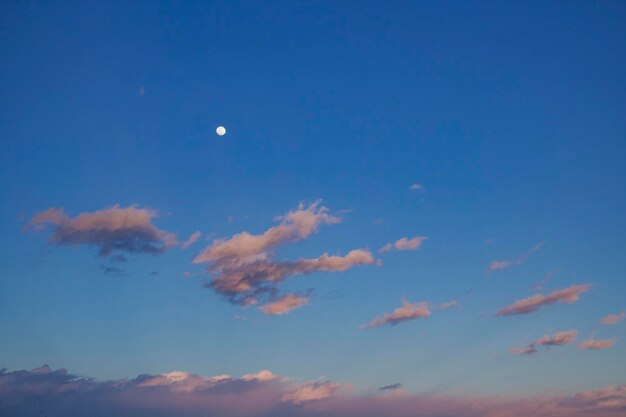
[216,126,226,136]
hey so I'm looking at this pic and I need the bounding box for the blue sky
[1,0,625,404]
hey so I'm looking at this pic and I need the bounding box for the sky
[1,1,625,416]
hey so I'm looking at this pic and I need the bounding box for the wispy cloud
[364,299,431,328]
[26,205,178,257]
[487,242,543,273]
[379,236,427,253]
[182,231,202,249]
[600,311,625,325]
[511,330,577,356]
[497,284,590,316]
[3,366,626,417]
[409,183,424,191]
[261,293,309,315]
[579,338,616,350]
[193,202,379,307]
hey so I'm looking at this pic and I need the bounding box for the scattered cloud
[364,299,430,328]
[261,293,309,315]
[409,183,424,191]
[98,264,127,277]
[600,311,625,325]
[436,300,458,310]
[579,339,616,350]
[511,330,577,356]
[379,236,427,253]
[487,242,543,273]
[193,202,379,307]
[497,284,590,316]
[182,231,202,249]
[2,366,626,417]
[26,205,178,257]
[379,383,402,391]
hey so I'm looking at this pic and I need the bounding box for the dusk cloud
[511,330,577,355]
[2,366,626,417]
[193,202,379,307]
[497,284,590,316]
[26,205,178,257]
[579,339,616,350]
[261,294,309,315]
[379,236,427,253]
[182,231,202,249]
[487,242,543,273]
[600,311,625,325]
[364,299,431,328]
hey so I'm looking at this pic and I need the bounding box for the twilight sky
[1,1,625,416]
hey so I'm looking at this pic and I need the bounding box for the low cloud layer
[497,284,590,316]
[511,330,577,355]
[600,311,625,325]
[1,366,625,417]
[364,299,431,328]
[379,236,427,253]
[27,205,178,257]
[487,242,543,273]
[193,202,378,308]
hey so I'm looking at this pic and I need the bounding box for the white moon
[216,126,226,136]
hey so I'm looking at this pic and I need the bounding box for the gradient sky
[1,0,625,406]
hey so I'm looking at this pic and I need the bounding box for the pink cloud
[497,284,591,316]
[487,242,543,273]
[579,339,616,350]
[182,231,202,249]
[193,202,379,307]
[261,294,309,315]
[26,205,178,257]
[437,300,458,310]
[600,311,625,325]
[3,366,626,417]
[511,330,577,355]
[379,236,427,253]
[364,299,431,328]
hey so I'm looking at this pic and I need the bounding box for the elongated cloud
[182,231,202,249]
[193,202,379,307]
[261,294,309,315]
[511,330,577,355]
[26,205,178,257]
[409,183,424,191]
[364,299,431,328]
[2,366,626,417]
[579,339,616,350]
[497,284,590,316]
[379,236,427,253]
[600,311,625,325]
[487,242,543,273]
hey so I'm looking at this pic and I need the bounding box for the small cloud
[364,299,430,328]
[98,264,127,277]
[139,86,145,96]
[380,236,427,253]
[497,284,590,316]
[409,183,424,191]
[149,271,159,276]
[487,242,543,273]
[182,231,202,249]
[579,338,616,350]
[436,300,458,310]
[379,383,402,391]
[511,330,577,356]
[260,294,309,315]
[600,311,625,325]
[282,381,346,404]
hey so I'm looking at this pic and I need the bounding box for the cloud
[409,183,424,191]
[579,339,616,350]
[600,311,625,325]
[487,242,543,273]
[379,236,427,253]
[379,383,402,391]
[2,366,626,417]
[26,205,178,257]
[364,299,431,328]
[436,300,458,310]
[261,294,309,315]
[497,284,591,316]
[193,202,379,307]
[511,330,577,355]
[182,231,202,249]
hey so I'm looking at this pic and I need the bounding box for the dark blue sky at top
[1,1,625,395]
